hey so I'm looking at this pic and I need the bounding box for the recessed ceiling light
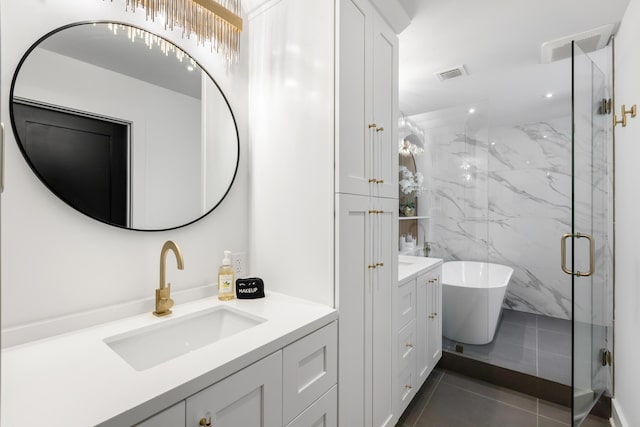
[468,108,475,114]
[545,93,553,98]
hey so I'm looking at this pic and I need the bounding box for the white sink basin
[104,306,266,371]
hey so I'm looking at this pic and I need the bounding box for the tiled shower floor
[396,369,608,427]
[442,309,572,385]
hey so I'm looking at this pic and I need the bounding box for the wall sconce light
[107,0,243,63]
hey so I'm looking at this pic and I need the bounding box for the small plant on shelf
[399,166,424,216]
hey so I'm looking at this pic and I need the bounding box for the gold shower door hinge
[599,98,612,115]
[600,348,612,367]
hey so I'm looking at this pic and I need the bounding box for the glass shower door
[569,41,612,426]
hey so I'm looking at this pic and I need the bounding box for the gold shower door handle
[561,233,595,277]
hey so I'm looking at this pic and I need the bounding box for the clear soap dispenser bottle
[218,250,235,301]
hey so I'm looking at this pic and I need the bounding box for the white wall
[248,0,335,306]
[1,0,249,332]
[611,0,640,424]
[15,47,203,229]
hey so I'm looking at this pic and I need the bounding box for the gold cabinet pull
[368,210,376,214]
[368,123,377,128]
[428,315,435,319]
[368,265,377,269]
[376,127,384,132]
[368,178,377,183]
[375,179,385,184]
[405,342,413,348]
[404,384,412,390]
[376,262,384,267]
[615,114,627,127]
[199,417,212,427]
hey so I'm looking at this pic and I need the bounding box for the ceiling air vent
[436,65,467,81]
[541,23,614,64]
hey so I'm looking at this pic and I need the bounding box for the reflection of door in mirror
[10,22,240,231]
[399,152,418,242]
[13,101,129,227]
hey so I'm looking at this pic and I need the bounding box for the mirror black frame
[9,21,240,232]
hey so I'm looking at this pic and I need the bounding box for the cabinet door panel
[372,199,397,427]
[337,0,372,197]
[371,14,398,199]
[428,272,443,369]
[337,193,371,427]
[416,272,431,387]
[186,351,283,427]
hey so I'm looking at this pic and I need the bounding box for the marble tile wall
[418,114,610,320]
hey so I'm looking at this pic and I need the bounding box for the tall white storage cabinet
[337,0,399,426]
[248,0,401,425]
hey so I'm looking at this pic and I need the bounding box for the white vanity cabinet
[135,321,337,427]
[396,262,442,416]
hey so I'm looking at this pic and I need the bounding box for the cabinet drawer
[397,363,416,415]
[398,280,416,329]
[283,322,337,424]
[286,385,337,427]
[135,401,185,427]
[397,319,416,373]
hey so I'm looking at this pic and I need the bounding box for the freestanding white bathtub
[442,261,514,345]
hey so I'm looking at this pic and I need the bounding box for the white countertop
[398,255,443,284]
[1,292,337,427]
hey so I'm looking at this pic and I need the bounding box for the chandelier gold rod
[191,0,243,31]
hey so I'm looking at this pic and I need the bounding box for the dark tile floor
[442,309,572,385]
[397,369,609,427]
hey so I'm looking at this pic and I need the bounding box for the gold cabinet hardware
[368,210,376,214]
[615,114,627,127]
[376,127,384,132]
[368,123,377,128]
[404,384,412,390]
[368,264,377,269]
[428,315,435,319]
[199,416,212,427]
[368,178,377,183]
[623,104,637,117]
[405,342,413,348]
[376,262,384,267]
[561,232,596,277]
[432,313,438,317]
[375,179,385,184]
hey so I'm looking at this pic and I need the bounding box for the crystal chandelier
[107,0,243,63]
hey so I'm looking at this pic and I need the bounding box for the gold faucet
[153,240,184,317]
